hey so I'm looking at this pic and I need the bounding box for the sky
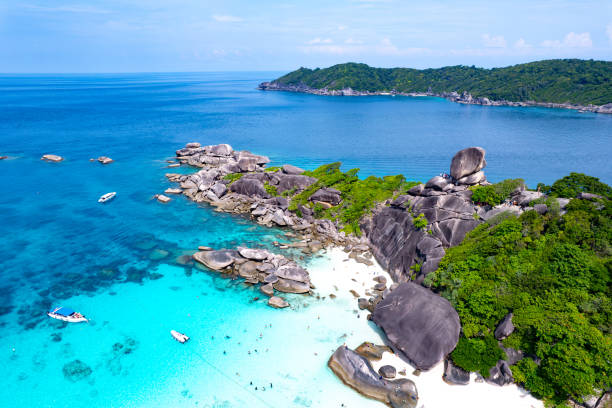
[0,0,611,72]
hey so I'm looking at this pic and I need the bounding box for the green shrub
[264,166,282,172]
[412,213,428,229]
[543,172,612,199]
[451,335,506,377]
[264,182,278,196]
[470,178,525,206]
[223,173,243,185]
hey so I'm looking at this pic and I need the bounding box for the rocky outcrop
[363,147,488,283]
[328,345,418,408]
[281,164,304,175]
[192,247,312,304]
[310,187,342,205]
[371,282,461,370]
[486,360,514,386]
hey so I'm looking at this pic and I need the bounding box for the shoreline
[257,82,612,115]
[312,248,543,408]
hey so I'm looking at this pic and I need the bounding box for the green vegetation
[538,172,612,199]
[223,173,243,185]
[451,335,506,377]
[285,162,418,235]
[264,182,278,196]
[412,213,428,229]
[264,166,282,172]
[272,59,612,105]
[425,174,612,406]
[470,178,524,206]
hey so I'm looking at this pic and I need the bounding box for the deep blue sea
[0,72,610,408]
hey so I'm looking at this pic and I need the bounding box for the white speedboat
[171,330,189,343]
[48,307,88,323]
[98,192,116,203]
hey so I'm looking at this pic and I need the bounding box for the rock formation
[371,282,461,371]
[363,147,487,283]
[328,345,418,408]
[192,246,312,306]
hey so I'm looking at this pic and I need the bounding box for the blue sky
[0,0,610,72]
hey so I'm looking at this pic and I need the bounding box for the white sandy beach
[307,247,543,408]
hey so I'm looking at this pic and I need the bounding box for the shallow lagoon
[0,72,609,407]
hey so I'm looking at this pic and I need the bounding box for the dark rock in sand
[450,147,486,180]
[193,250,236,270]
[62,359,93,382]
[443,359,470,385]
[358,298,369,310]
[281,164,305,175]
[379,365,397,379]
[328,346,418,408]
[230,178,268,198]
[355,342,392,361]
[494,312,515,340]
[372,282,460,370]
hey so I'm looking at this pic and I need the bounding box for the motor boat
[48,306,88,323]
[98,192,116,203]
[171,330,189,343]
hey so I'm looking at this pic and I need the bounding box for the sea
[0,72,610,408]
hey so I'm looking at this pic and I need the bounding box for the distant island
[259,59,612,114]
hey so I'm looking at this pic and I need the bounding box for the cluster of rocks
[363,147,487,284]
[167,142,367,248]
[191,246,312,308]
[259,82,612,114]
[41,154,64,162]
[328,345,418,408]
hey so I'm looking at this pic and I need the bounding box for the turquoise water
[0,72,610,407]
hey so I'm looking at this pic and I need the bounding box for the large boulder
[193,250,236,270]
[237,247,270,261]
[276,174,317,193]
[229,177,268,198]
[208,144,233,156]
[328,346,418,408]
[450,147,486,180]
[281,164,304,175]
[372,282,461,370]
[310,187,342,205]
[274,264,310,283]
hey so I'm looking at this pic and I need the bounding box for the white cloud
[212,14,243,23]
[306,38,333,44]
[337,25,348,31]
[606,24,612,43]
[514,38,532,49]
[541,32,592,48]
[482,34,507,48]
[345,38,363,44]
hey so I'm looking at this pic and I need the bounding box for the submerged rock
[372,282,460,370]
[328,345,418,408]
[62,360,93,382]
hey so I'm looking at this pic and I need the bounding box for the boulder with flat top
[450,147,486,180]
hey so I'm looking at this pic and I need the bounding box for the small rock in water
[164,188,182,194]
[41,154,63,162]
[97,156,113,164]
[267,296,289,309]
[0,156,8,160]
[156,194,171,203]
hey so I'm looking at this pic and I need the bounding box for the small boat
[48,306,88,323]
[171,330,189,343]
[98,192,116,203]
